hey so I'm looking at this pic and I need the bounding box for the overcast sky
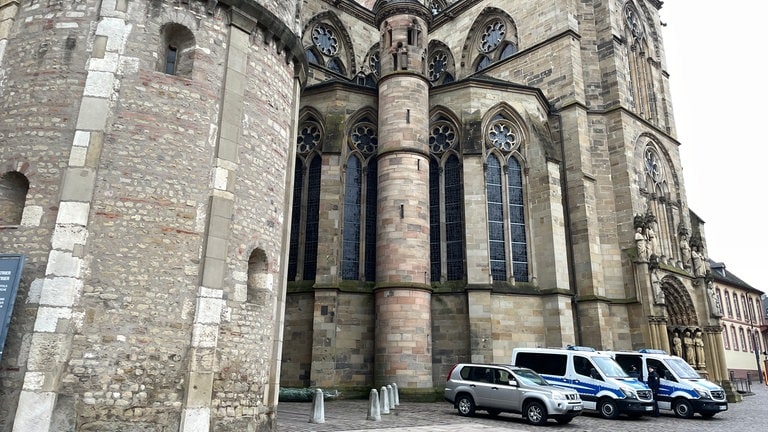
[660,3,766,295]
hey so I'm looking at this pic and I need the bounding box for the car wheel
[524,401,548,426]
[598,398,620,419]
[486,409,501,417]
[673,399,694,418]
[456,395,476,417]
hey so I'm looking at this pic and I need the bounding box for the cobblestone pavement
[277,382,768,431]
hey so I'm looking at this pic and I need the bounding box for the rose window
[480,21,505,53]
[297,122,322,154]
[351,123,378,155]
[429,122,456,154]
[488,121,517,152]
[312,24,339,56]
[428,52,448,82]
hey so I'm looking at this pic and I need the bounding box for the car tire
[673,399,694,418]
[456,394,476,417]
[524,401,548,426]
[556,416,574,424]
[700,412,716,418]
[598,398,620,419]
[486,409,501,417]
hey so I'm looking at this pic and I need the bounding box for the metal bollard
[309,388,325,424]
[367,388,382,421]
[380,385,390,414]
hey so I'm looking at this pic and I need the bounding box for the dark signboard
[0,254,24,362]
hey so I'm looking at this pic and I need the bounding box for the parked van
[443,363,583,425]
[605,349,728,418]
[511,346,654,419]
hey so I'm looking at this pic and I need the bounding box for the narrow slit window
[165,45,178,75]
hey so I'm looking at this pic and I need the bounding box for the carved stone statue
[691,247,706,276]
[683,329,695,364]
[679,234,691,270]
[672,330,682,357]
[707,282,723,317]
[635,227,647,261]
[694,330,706,368]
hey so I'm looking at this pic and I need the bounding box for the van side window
[515,352,567,375]
[647,358,673,381]
[574,355,602,380]
[614,354,641,375]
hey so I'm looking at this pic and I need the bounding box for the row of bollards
[308,383,401,424]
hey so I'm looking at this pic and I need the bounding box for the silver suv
[444,363,583,425]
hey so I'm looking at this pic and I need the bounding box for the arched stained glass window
[444,155,464,281]
[429,159,441,282]
[364,159,378,282]
[302,156,321,280]
[342,155,362,280]
[486,154,506,281]
[508,158,528,281]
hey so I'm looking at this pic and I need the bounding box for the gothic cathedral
[0,1,731,431]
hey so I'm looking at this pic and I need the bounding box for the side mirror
[508,379,518,386]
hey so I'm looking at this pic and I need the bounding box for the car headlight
[620,387,638,399]
[695,388,710,399]
[551,391,566,400]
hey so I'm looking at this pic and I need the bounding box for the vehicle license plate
[645,406,653,411]
[573,407,582,411]
[719,406,727,410]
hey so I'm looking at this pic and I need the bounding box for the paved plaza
[277,382,768,431]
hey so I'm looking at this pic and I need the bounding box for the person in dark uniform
[647,366,661,417]
[628,364,641,378]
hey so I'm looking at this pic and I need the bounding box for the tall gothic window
[623,2,657,122]
[723,324,730,349]
[288,118,323,281]
[429,118,464,283]
[467,14,519,73]
[641,143,677,262]
[731,326,738,351]
[342,119,378,281]
[724,291,733,317]
[484,115,528,283]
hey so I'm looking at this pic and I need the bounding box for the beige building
[709,260,768,382]
[0,0,750,431]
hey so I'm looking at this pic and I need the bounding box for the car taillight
[446,364,458,381]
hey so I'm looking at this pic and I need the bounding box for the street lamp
[748,301,763,383]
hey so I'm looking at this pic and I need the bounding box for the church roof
[709,258,763,294]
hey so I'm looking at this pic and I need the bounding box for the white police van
[511,346,654,419]
[606,349,728,418]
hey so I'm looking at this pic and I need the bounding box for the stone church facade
[0,0,732,431]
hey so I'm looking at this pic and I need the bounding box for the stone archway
[660,276,706,368]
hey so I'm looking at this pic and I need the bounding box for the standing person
[647,366,660,417]
[628,365,641,378]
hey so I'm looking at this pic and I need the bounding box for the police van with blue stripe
[605,349,728,418]
[511,346,654,419]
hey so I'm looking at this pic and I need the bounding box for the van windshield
[666,357,701,379]
[593,356,629,378]
[513,369,550,386]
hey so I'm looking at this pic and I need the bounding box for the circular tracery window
[350,123,378,155]
[488,120,518,152]
[644,147,663,183]
[480,21,506,53]
[312,24,339,56]
[297,122,322,154]
[428,51,448,82]
[624,6,644,40]
[369,51,380,77]
[429,122,457,154]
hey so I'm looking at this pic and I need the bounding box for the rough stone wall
[1,0,303,430]
[0,1,94,430]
